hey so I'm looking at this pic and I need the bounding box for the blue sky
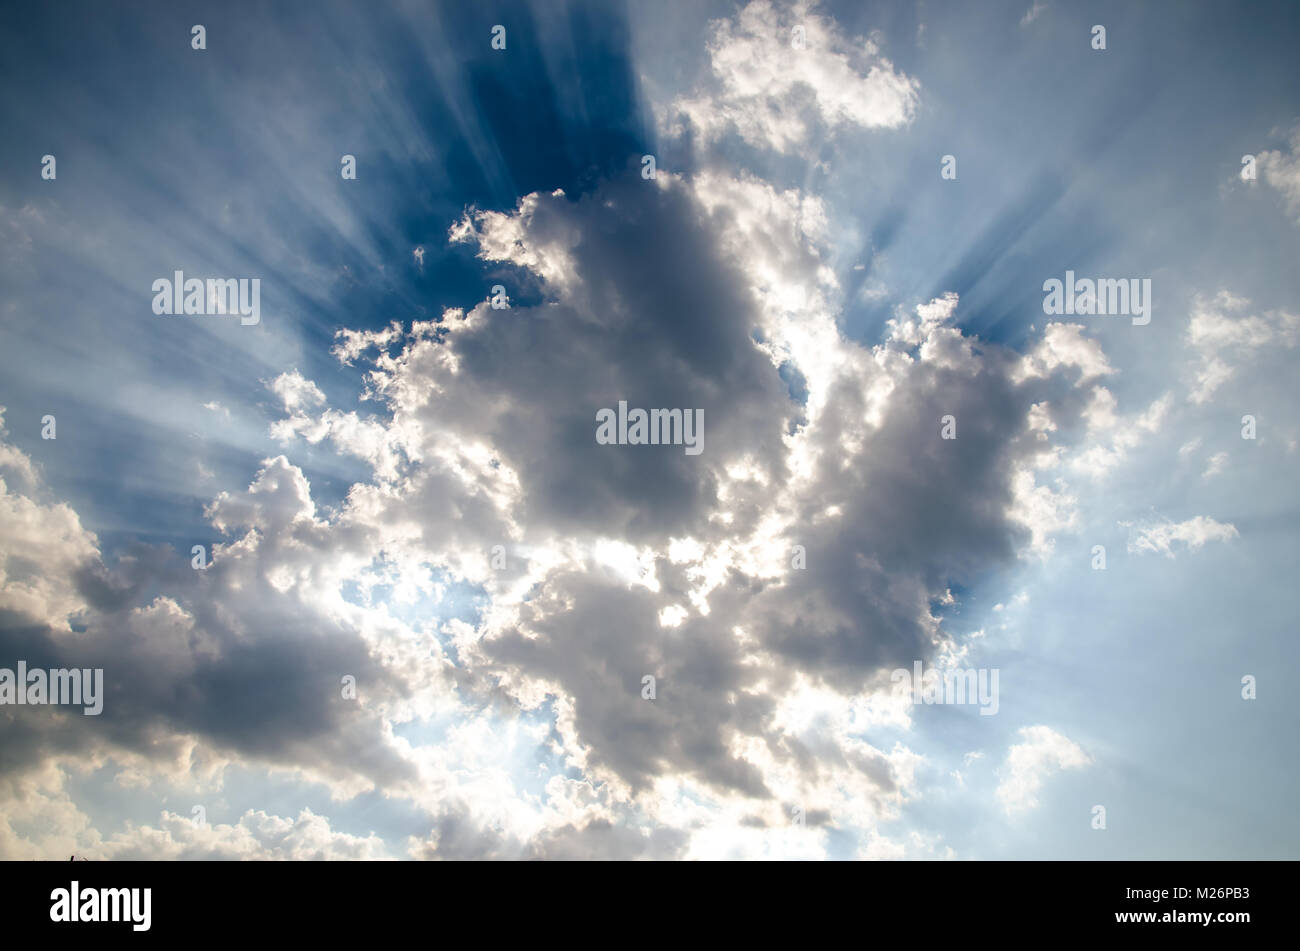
[0,0,1297,859]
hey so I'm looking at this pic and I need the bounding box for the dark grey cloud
[0,458,421,793]
[297,170,1102,807]
[410,176,798,543]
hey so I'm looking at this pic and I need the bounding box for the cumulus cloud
[996,725,1091,814]
[1016,323,1114,385]
[663,0,919,153]
[268,370,326,413]
[0,410,100,627]
[1,110,1126,858]
[246,135,1120,849]
[0,448,431,800]
[0,1,1154,859]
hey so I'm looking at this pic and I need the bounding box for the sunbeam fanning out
[1,0,1299,868]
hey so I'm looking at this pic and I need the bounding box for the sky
[0,0,1297,859]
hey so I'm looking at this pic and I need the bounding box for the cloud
[1015,323,1114,385]
[1020,3,1048,27]
[663,0,919,153]
[1069,389,1172,481]
[996,725,1091,814]
[1256,126,1300,221]
[268,370,326,413]
[0,0,1134,857]
[0,436,441,807]
[98,808,391,861]
[14,0,1281,860]
[1124,516,1239,557]
[0,414,100,627]
[256,140,1117,836]
[1185,291,1299,404]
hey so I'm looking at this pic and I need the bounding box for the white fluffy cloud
[663,0,919,153]
[0,409,99,626]
[996,725,1091,814]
